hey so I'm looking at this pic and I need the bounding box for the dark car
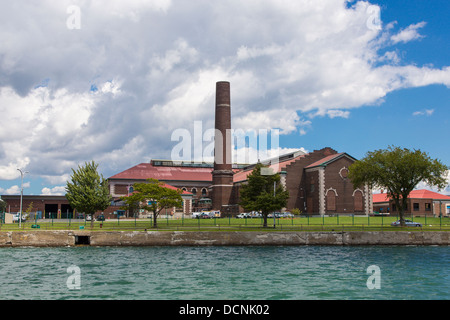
[96,214,105,221]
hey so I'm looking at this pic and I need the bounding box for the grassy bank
[1,215,448,232]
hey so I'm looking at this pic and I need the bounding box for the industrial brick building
[108,81,372,217]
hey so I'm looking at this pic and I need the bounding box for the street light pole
[17,169,28,229]
[273,180,276,228]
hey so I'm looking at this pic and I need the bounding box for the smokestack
[214,81,232,170]
[212,81,234,212]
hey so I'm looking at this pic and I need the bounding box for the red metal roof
[305,153,347,168]
[120,182,192,196]
[373,189,450,203]
[162,183,193,195]
[109,163,213,182]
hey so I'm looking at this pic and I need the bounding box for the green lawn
[1,215,448,232]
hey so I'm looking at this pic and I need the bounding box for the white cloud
[0,0,449,188]
[41,186,66,196]
[327,110,351,119]
[391,22,426,44]
[413,109,434,116]
[0,182,30,195]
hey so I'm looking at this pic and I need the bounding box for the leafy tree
[66,161,111,227]
[349,146,448,226]
[121,179,183,228]
[0,199,6,213]
[239,163,289,227]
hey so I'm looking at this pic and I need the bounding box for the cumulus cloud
[41,186,67,196]
[391,22,426,44]
[0,182,30,195]
[0,0,449,189]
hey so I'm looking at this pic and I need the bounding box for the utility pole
[17,169,28,229]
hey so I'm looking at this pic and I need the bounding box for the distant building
[0,195,73,219]
[373,189,450,217]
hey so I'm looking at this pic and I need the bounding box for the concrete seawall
[0,231,449,247]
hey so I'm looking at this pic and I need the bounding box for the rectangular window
[413,203,419,211]
[425,203,431,211]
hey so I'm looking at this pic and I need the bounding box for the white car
[192,212,203,219]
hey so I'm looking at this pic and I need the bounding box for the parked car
[96,214,105,221]
[200,212,214,219]
[237,213,250,219]
[248,212,262,218]
[281,212,294,218]
[391,219,422,227]
[192,212,203,219]
[86,215,92,221]
[268,212,282,218]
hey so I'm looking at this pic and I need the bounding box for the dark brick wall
[324,157,360,214]
[284,148,338,212]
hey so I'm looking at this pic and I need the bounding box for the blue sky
[0,0,449,196]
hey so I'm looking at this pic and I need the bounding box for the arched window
[354,190,363,212]
[202,188,207,197]
[191,188,197,196]
[326,189,337,211]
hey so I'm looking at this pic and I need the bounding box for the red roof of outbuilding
[109,163,213,182]
[373,189,450,203]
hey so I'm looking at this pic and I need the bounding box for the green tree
[348,146,448,226]
[239,163,289,227]
[0,199,6,213]
[66,161,111,227]
[121,179,183,228]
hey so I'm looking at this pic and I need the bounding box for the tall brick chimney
[212,81,234,212]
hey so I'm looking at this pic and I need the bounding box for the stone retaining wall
[0,231,448,247]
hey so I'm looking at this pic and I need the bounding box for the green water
[0,246,448,300]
